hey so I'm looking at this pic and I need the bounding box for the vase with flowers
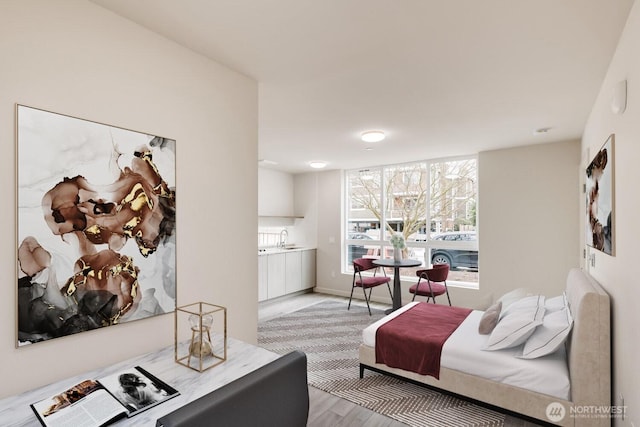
[390,233,406,262]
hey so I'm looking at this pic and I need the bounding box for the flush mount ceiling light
[361,130,385,143]
[533,127,552,135]
[309,161,327,169]
[258,159,278,165]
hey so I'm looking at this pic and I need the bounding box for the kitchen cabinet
[258,168,294,217]
[258,249,316,301]
[267,253,286,299]
[285,251,303,293]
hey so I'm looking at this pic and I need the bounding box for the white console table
[0,338,280,426]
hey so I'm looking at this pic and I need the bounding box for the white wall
[0,0,258,398]
[582,2,640,423]
[315,170,344,293]
[478,140,581,303]
[314,142,580,310]
[293,172,319,248]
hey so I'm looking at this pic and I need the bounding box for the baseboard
[312,286,392,305]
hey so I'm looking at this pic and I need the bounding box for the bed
[358,268,610,426]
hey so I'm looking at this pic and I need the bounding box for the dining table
[372,258,422,314]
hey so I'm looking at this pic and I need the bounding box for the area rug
[258,300,507,427]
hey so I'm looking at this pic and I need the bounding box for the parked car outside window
[347,232,375,263]
[349,232,373,240]
[430,232,478,270]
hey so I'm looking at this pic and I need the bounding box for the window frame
[343,155,479,288]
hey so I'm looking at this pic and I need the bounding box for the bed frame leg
[359,364,365,378]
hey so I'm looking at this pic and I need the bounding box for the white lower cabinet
[267,253,286,299]
[258,249,316,301]
[285,251,303,293]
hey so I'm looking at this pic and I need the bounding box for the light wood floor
[258,291,544,427]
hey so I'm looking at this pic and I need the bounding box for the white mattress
[363,302,570,400]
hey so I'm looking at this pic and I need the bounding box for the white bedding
[363,302,570,400]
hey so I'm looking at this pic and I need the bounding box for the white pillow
[485,295,545,351]
[496,288,531,311]
[544,292,568,313]
[499,294,546,320]
[520,306,573,359]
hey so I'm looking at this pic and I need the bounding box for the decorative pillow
[478,301,502,335]
[544,292,568,313]
[520,306,573,359]
[484,295,545,351]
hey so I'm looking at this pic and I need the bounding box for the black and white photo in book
[99,366,179,414]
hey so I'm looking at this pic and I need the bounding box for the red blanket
[375,303,472,379]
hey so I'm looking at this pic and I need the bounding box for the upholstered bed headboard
[565,268,610,407]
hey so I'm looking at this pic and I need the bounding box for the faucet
[279,229,288,248]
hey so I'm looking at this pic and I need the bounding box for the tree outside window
[345,158,478,284]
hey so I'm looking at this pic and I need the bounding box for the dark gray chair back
[157,350,309,427]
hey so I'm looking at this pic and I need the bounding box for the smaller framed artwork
[585,134,614,256]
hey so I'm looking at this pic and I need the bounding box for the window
[344,157,478,285]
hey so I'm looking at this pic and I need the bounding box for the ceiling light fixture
[533,127,552,135]
[361,130,385,143]
[309,161,327,169]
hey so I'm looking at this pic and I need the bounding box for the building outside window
[344,157,478,286]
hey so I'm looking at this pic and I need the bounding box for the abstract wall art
[585,134,614,256]
[16,105,176,346]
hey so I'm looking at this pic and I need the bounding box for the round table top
[372,258,422,268]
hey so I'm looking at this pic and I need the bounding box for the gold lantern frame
[175,302,227,372]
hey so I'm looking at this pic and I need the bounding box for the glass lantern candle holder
[175,302,227,372]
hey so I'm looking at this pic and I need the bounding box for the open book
[31,366,179,427]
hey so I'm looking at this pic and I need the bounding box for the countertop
[258,246,316,255]
[0,338,279,426]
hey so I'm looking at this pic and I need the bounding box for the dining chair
[348,258,392,315]
[409,263,451,305]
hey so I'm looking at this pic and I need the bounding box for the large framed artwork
[585,134,614,256]
[17,105,176,346]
